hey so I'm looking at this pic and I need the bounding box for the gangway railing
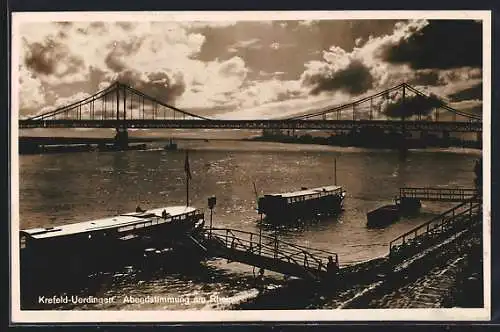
[201,228,338,280]
[397,187,480,203]
[389,200,481,260]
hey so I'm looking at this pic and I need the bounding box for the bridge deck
[19,119,482,132]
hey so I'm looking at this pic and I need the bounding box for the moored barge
[366,204,400,228]
[20,206,205,275]
[257,185,346,222]
[366,197,422,228]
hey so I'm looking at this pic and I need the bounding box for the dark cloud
[76,27,88,35]
[89,22,105,29]
[193,20,401,80]
[115,70,186,104]
[300,20,403,51]
[105,37,145,72]
[54,22,73,28]
[445,68,482,82]
[116,22,134,31]
[46,66,109,99]
[381,20,482,70]
[24,38,84,76]
[56,31,68,39]
[303,60,374,95]
[88,22,109,35]
[407,69,442,86]
[276,90,302,102]
[383,94,442,118]
[465,104,483,115]
[448,83,482,102]
[105,55,125,72]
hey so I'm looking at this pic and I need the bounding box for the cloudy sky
[17,18,483,120]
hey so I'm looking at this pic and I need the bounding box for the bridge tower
[398,83,408,157]
[476,132,482,147]
[114,82,129,149]
[442,130,450,146]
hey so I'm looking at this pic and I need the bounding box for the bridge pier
[114,127,129,150]
[476,132,482,146]
[442,131,450,146]
[396,133,408,159]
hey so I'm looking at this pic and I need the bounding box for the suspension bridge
[18,81,482,148]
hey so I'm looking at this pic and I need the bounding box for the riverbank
[347,228,483,309]
[235,221,483,309]
[18,136,157,154]
[249,134,482,150]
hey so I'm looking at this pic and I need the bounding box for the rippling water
[19,139,480,309]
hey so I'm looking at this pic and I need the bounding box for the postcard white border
[10,10,492,323]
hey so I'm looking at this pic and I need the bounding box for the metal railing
[205,228,338,276]
[389,200,481,259]
[398,187,480,202]
[19,119,483,132]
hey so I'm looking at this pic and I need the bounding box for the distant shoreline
[246,135,482,150]
[18,134,482,155]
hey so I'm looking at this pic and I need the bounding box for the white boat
[20,205,205,273]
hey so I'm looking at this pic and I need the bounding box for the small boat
[20,206,205,275]
[97,143,147,152]
[397,197,422,216]
[257,185,346,223]
[366,204,400,228]
[366,193,423,228]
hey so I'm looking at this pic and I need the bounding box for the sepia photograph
[11,11,490,322]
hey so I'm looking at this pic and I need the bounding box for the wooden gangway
[192,228,338,281]
[389,200,482,263]
[397,187,480,203]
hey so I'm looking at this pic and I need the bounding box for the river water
[18,138,480,310]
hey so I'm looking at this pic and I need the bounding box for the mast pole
[185,151,190,207]
[334,158,337,186]
[186,173,189,207]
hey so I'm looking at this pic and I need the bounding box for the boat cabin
[20,206,205,253]
[258,185,345,221]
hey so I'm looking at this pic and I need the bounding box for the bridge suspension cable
[25,81,210,122]
[403,83,481,121]
[288,83,405,120]
[27,83,118,121]
[121,83,210,120]
[288,82,481,122]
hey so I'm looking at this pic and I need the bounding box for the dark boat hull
[398,197,422,216]
[366,204,400,228]
[20,216,205,279]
